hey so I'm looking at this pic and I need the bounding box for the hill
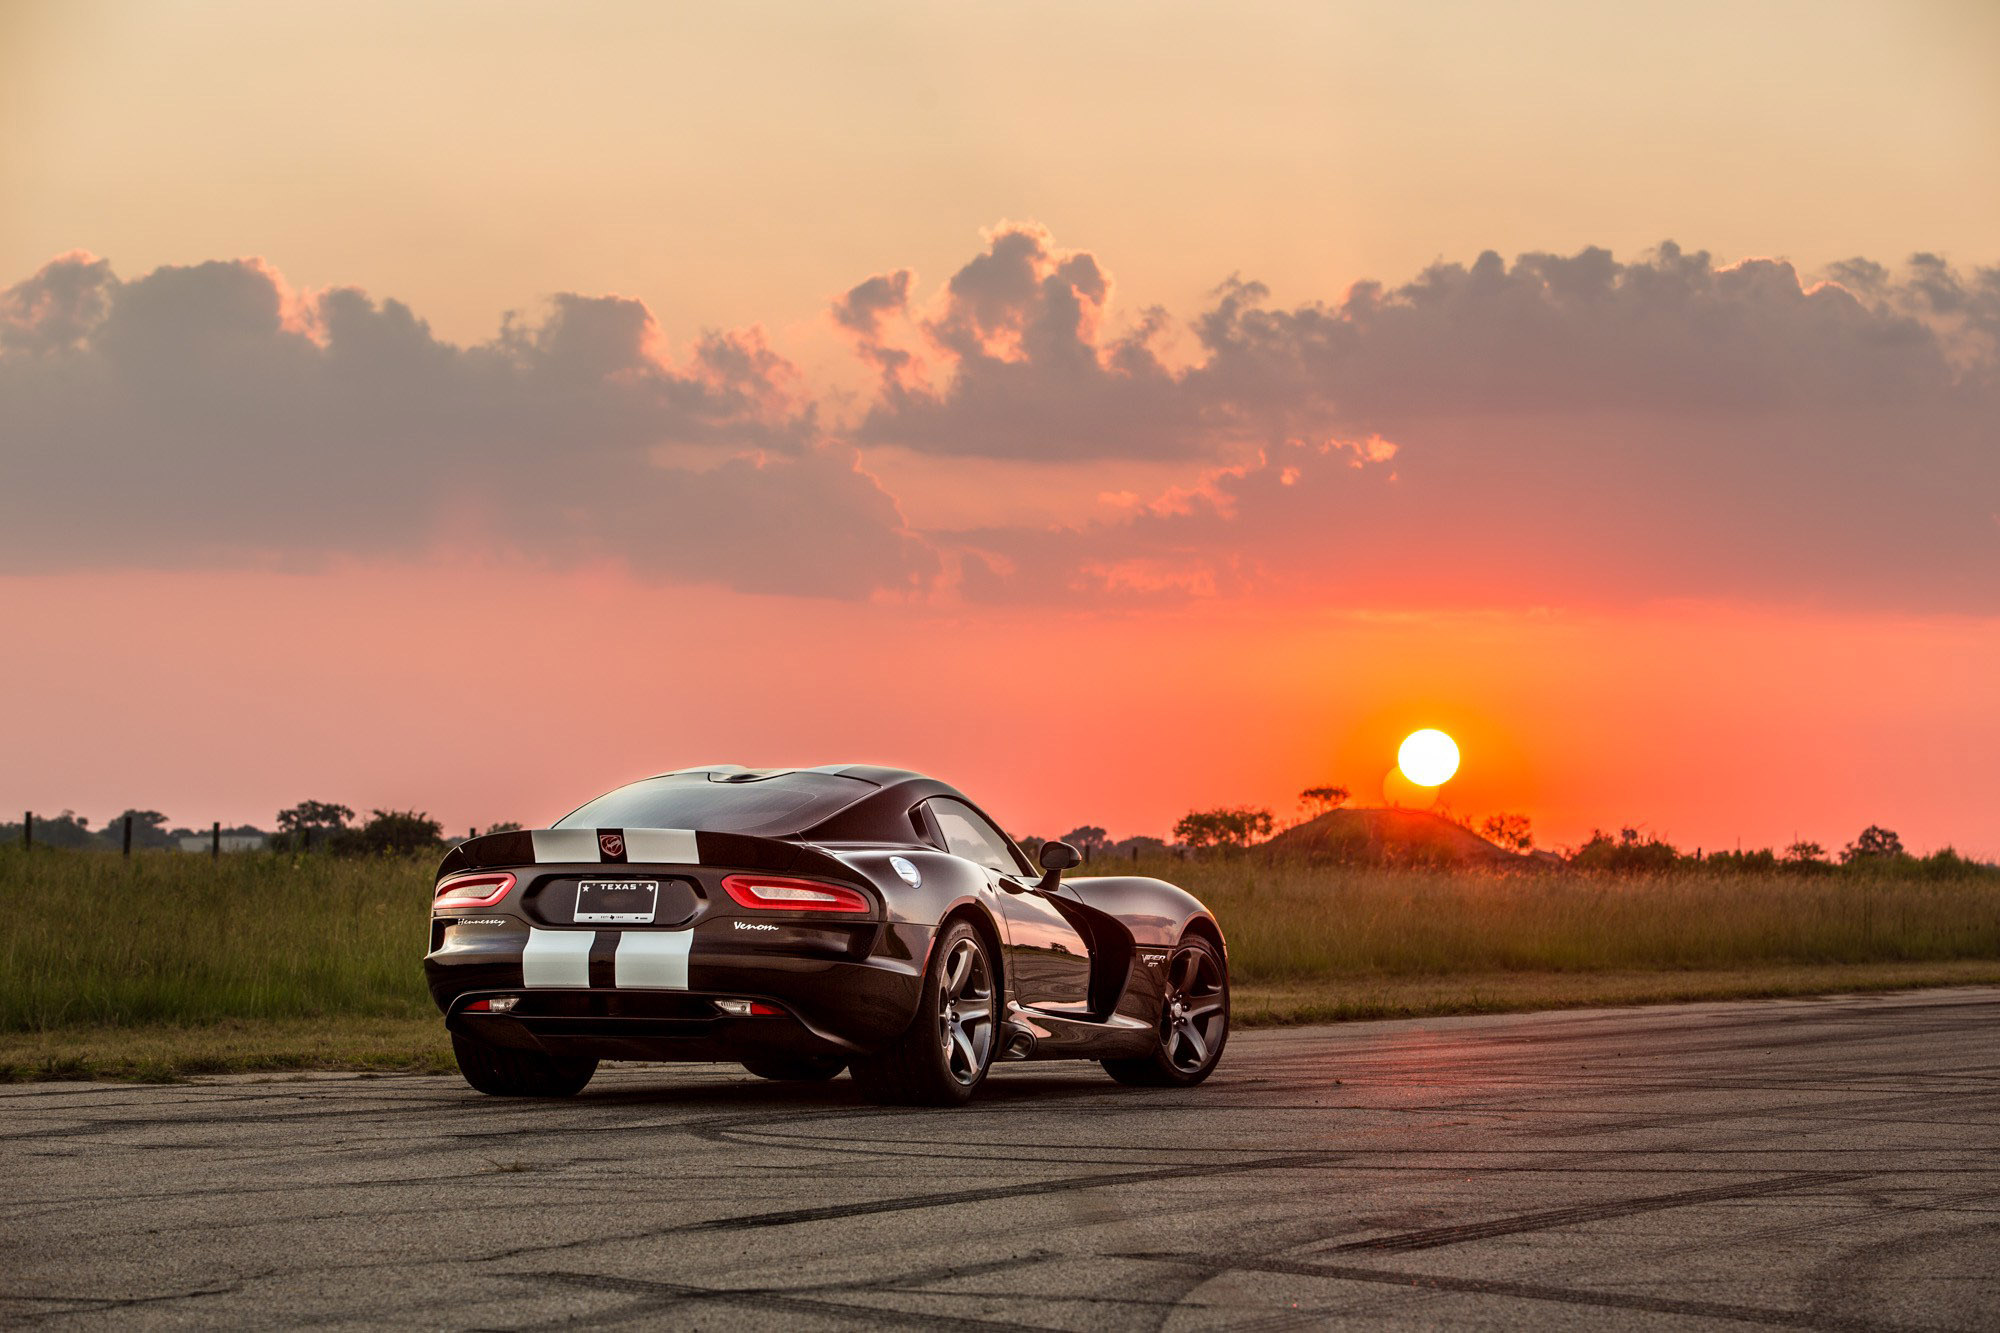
[1259,807,1527,867]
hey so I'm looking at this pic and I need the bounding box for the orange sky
[3,1,1996,855]
[5,567,1995,856]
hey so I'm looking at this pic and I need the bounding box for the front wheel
[1102,934,1229,1087]
[850,919,996,1106]
[452,1032,597,1097]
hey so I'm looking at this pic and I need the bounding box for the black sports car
[425,765,1229,1104]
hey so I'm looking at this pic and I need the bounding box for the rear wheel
[851,918,996,1106]
[1102,934,1229,1087]
[741,1055,846,1082]
[451,1031,597,1097]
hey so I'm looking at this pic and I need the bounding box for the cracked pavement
[4,988,1997,1329]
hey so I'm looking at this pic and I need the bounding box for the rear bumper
[426,919,936,1058]
[445,990,873,1062]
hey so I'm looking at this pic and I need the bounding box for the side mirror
[1036,839,1082,892]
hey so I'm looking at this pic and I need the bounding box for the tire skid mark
[1550,1086,1997,1138]
[1804,1214,2000,1321]
[678,1150,1345,1234]
[1652,1183,2000,1259]
[508,1269,1053,1330]
[1118,1252,1933,1333]
[477,1150,1347,1262]
[1328,1170,1872,1253]
[0,1281,248,1324]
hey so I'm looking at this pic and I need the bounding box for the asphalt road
[5,988,1998,1330]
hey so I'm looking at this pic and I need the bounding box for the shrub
[1570,827,1682,873]
[1175,807,1276,851]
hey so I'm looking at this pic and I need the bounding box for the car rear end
[425,827,932,1066]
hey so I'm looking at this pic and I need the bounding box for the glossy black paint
[423,764,1225,1071]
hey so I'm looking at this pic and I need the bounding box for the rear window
[554,771,875,837]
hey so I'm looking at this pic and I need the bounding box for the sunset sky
[4,0,1997,854]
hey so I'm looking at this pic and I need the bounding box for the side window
[927,799,1026,874]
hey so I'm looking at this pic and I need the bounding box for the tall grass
[1143,856,2000,982]
[0,848,435,1030]
[4,846,1997,1032]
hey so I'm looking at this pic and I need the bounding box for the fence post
[122,814,133,857]
[211,821,221,860]
[22,811,30,851]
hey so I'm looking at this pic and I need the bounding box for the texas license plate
[575,880,659,924]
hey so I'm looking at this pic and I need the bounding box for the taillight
[721,874,870,914]
[434,872,516,909]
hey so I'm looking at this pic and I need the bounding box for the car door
[926,798,1092,1010]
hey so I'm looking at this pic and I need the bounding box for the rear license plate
[575,880,659,924]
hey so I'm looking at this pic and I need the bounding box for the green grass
[0,847,432,1030]
[1140,855,2000,980]
[3,845,1997,1081]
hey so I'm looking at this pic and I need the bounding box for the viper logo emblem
[598,833,624,858]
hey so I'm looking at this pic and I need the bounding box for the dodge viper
[424,764,1229,1104]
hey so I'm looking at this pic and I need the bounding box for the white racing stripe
[622,828,699,863]
[521,928,594,987]
[615,931,692,990]
[530,829,601,863]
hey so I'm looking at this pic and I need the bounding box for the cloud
[858,232,1997,611]
[844,223,1210,460]
[0,254,934,597]
[5,232,1996,613]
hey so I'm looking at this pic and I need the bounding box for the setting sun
[1398,729,1461,787]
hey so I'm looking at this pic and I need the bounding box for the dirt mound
[1259,807,1521,866]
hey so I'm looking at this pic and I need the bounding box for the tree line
[2,801,498,857]
[1029,785,1990,874]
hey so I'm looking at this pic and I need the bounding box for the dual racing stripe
[512,829,704,992]
[527,828,699,864]
[521,927,692,990]
[453,827,815,875]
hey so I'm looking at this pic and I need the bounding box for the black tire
[452,1031,597,1097]
[850,918,997,1106]
[741,1055,846,1082]
[1102,933,1229,1087]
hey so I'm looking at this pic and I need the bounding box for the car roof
[574,763,1006,850]
[656,762,930,786]
[686,764,1032,854]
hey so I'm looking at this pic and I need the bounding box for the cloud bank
[4,230,1996,608]
[0,254,933,598]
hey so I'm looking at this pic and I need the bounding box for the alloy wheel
[1160,943,1227,1073]
[936,936,994,1085]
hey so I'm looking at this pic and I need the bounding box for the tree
[483,821,524,835]
[1061,826,1110,860]
[1479,812,1534,853]
[103,809,174,850]
[1173,807,1275,852]
[347,809,444,857]
[26,810,98,849]
[1783,840,1828,867]
[1297,785,1350,818]
[1841,825,1905,864]
[276,801,354,836]
[1568,827,1681,873]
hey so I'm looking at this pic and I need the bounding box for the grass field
[4,846,1998,1080]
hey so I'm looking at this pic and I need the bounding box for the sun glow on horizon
[1398,728,1460,787]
